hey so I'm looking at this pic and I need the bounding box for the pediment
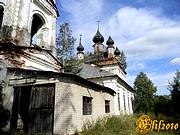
[0,45,62,72]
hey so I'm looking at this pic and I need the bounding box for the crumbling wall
[0,0,31,46]
[0,44,25,68]
[0,25,13,41]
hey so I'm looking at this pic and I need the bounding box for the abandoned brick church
[0,0,134,134]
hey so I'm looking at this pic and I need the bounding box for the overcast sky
[56,0,180,95]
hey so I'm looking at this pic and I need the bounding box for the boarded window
[83,96,92,115]
[105,100,110,113]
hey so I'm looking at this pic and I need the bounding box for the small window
[128,96,130,111]
[123,94,126,111]
[83,96,92,115]
[118,93,120,111]
[105,100,110,113]
[0,6,4,29]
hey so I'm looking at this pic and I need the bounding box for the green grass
[79,115,180,135]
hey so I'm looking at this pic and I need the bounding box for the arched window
[30,13,45,45]
[0,6,4,29]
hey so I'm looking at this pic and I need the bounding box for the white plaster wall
[101,65,127,82]
[1,0,16,26]
[108,47,114,57]
[20,50,60,72]
[18,0,31,29]
[77,53,84,61]
[103,79,134,115]
[54,82,115,135]
[103,79,118,114]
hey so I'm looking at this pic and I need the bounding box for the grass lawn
[79,115,180,135]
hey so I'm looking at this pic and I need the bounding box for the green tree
[64,56,82,74]
[168,70,180,116]
[56,22,76,64]
[154,95,171,117]
[56,22,79,73]
[119,51,127,70]
[133,72,157,114]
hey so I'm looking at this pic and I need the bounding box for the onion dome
[92,30,104,43]
[77,43,84,51]
[114,47,120,56]
[106,36,114,46]
[77,35,84,52]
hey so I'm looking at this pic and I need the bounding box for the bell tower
[0,0,59,56]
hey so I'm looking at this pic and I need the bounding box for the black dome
[114,47,120,56]
[92,30,104,43]
[77,43,84,51]
[106,36,114,46]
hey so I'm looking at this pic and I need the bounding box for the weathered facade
[0,0,61,71]
[0,0,116,134]
[1,67,115,134]
[0,0,58,55]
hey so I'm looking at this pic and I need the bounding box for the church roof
[7,67,116,95]
[77,63,115,79]
[77,63,135,92]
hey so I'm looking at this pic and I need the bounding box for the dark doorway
[10,84,55,134]
[10,86,31,133]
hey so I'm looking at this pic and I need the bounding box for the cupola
[92,30,104,43]
[114,47,120,56]
[106,36,114,47]
[77,34,84,61]
[106,36,115,58]
[77,35,84,52]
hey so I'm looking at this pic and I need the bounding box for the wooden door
[29,84,55,135]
